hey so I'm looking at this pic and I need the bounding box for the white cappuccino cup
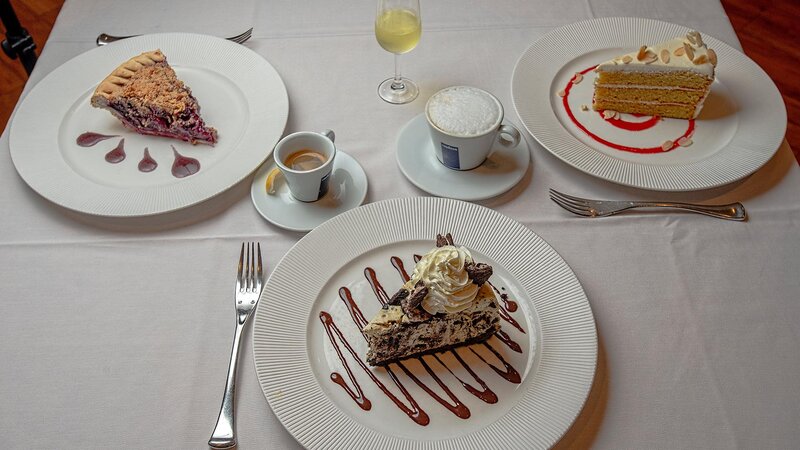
[425,86,521,170]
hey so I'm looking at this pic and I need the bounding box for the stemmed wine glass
[375,0,421,104]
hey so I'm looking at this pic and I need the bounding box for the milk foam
[426,87,501,137]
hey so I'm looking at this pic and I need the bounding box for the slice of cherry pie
[91,50,218,145]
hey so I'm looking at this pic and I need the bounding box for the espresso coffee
[284,149,327,171]
[426,86,502,137]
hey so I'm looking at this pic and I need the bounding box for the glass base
[378,77,419,104]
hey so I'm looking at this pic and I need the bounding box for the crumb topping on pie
[91,50,218,145]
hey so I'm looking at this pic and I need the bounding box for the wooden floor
[1,0,798,163]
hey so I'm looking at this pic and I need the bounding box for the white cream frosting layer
[597,33,715,79]
[595,83,706,92]
[409,245,480,314]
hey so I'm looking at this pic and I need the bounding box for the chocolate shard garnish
[466,262,493,286]
[406,281,428,309]
[401,281,431,322]
[388,288,409,306]
[435,232,456,247]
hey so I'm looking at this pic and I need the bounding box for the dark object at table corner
[0,0,37,75]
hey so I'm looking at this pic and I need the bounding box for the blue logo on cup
[318,172,331,199]
[440,143,460,169]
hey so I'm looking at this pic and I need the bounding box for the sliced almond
[580,104,589,111]
[707,48,717,66]
[660,49,670,63]
[677,137,693,147]
[557,89,566,97]
[602,110,617,119]
[643,51,659,64]
[622,55,633,64]
[636,45,649,61]
[689,31,704,47]
[686,32,698,46]
[693,54,708,65]
[573,72,584,84]
[684,43,695,61]
[674,46,686,56]
[661,140,674,151]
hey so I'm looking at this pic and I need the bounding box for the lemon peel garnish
[265,168,282,195]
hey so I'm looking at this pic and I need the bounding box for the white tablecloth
[2,0,799,448]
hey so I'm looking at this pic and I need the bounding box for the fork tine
[550,188,594,205]
[237,242,245,291]
[549,189,591,210]
[256,243,263,288]
[247,242,254,291]
[550,194,593,217]
[250,242,256,291]
[230,27,253,44]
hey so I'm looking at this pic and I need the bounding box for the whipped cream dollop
[409,245,479,314]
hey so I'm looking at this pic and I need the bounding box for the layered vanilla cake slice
[91,50,218,145]
[362,234,501,366]
[593,31,717,120]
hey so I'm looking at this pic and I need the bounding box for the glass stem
[391,54,405,90]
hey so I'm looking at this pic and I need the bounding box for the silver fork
[549,188,747,221]
[96,27,253,46]
[209,242,264,449]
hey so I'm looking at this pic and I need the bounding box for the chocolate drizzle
[319,253,528,426]
[319,312,372,411]
[434,352,498,404]
[488,281,518,312]
[365,267,391,306]
[471,343,522,384]
[495,329,522,353]
[338,285,496,418]
[390,256,411,281]
[497,304,525,334]
[320,311,429,424]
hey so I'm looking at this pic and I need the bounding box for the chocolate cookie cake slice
[91,50,218,145]
[363,233,501,366]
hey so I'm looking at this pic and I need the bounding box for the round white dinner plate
[9,33,288,216]
[396,114,531,201]
[250,151,368,232]
[511,17,786,191]
[253,197,597,449]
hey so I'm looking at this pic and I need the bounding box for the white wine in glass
[375,0,421,104]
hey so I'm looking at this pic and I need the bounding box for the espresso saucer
[250,150,368,232]
[396,114,531,201]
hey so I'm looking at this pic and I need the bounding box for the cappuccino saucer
[396,113,531,201]
[250,150,368,232]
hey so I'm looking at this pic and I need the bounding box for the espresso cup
[274,129,336,202]
[425,86,521,170]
